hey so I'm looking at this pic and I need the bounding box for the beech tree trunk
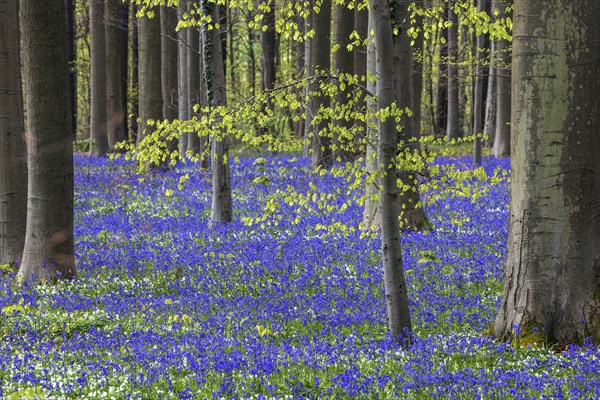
[178,0,189,153]
[137,7,163,146]
[259,0,276,135]
[19,0,75,282]
[434,4,448,137]
[303,6,313,157]
[492,0,511,157]
[391,0,429,232]
[119,2,129,141]
[187,25,201,156]
[483,39,496,146]
[130,3,139,143]
[106,0,126,150]
[494,0,600,345]
[472,0,488,163]
[306,0,332,169]
[446,0,459,139]
[412,8,424,139]
[203,0,233,223]
[362,10,380,230]
[0,0,27,266]
[90,0,109,155]
[331,0,354,159]
[65,0,77,136]
[353,0,368,152]
[370,0,412,344]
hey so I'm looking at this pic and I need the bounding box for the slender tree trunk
[178,0,190,153]
[332,0,354,160]
[303,5,313,157]
[362,10,380,230]
[494,0,600,345]
[472,0,488,163]
[137,7,163,150]
[90,0,109,155]
[161,6,178,161]
[391,0,429,232]
[0,0,27,266]
[412,9,424,139]
[446,0,459,139]
[307,0,332,169]
[65,0,77,136]
[203,0,233,223]
[19,0,75,282]
[106,0,126,150]
[130,3,139,143]
[492,0,511,157]
[293,13,305,138]
[370,0,412,344]
[434,7,448,137]
[483,39,496,146]
[119,1,129,142]
[187,25,201,156]
[353,0,368,152]
[259,0,276,135]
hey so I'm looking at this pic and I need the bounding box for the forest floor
[1,155,599,399]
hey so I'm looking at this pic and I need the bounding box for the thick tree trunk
[412,9,424,139]
[161,6,178,161]
[446,0,459,139]
[90,0,109,156]
[293,13,305,138]
[178,1,190,153]
[492,0,511,157]
[362,10,380,230]
[307,0,332,169]
[203,0,233,223]
[0,0,27,266]
[137,8,163,147]
[65,0,77,136]
[370,0,412,344]
[331,0,354,159]
[106,0,126,150]
[19,0,75,282]
[494,0,600,345]
[472,0,488,163]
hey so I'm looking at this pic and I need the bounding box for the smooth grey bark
[130,3,139,142]
[65,0,77,136]
[303,5,313,157]
[19,0,75,282]
[370,0,412,344]
[353,0,368,152]
[137,8,163,147]
[187,25,201,156]
[293,13,305,138]
[0,0,27,266]
[492,0,511,157]
[161,6,179,163]
[178,0,189,152]
[106,0,126,150]
[412,9,424,139]
[472,0,488,163]
[307,0,332,169]
[434,8,448,137]
[446,0,459,139]
[494,0,600,345]
[362,10,380,230]
[391,0,429,232]
[331,0,354,159]
[203,0,233,223]
[483,39,496,146]
[259,0,276,134]
[119,1,129,141]
[90,0,109,156]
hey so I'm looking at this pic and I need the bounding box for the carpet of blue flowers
[1,155,599,399]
